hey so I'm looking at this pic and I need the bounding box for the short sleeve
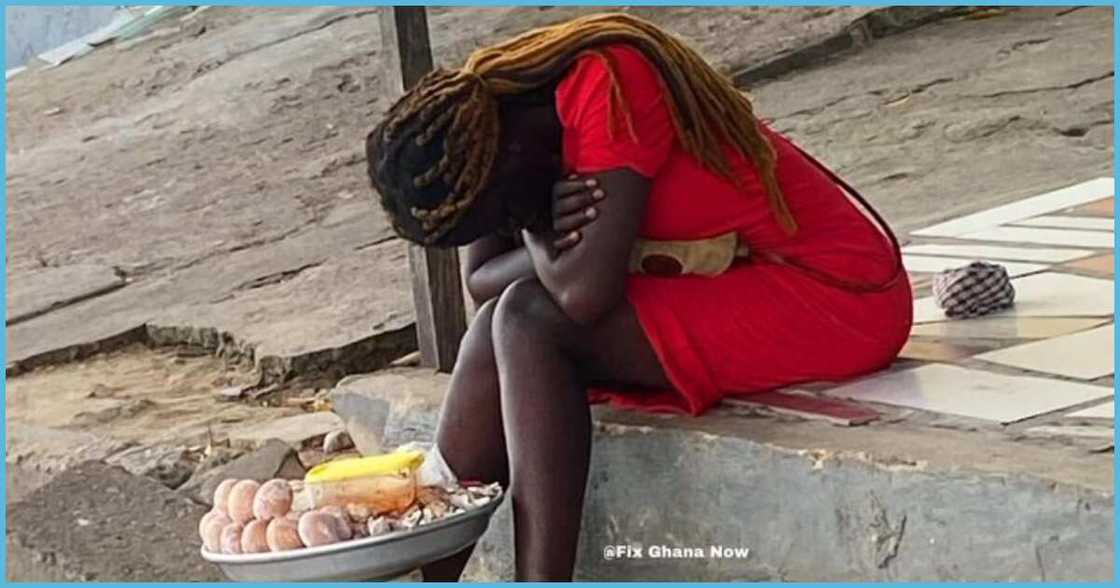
[555,44,676,178]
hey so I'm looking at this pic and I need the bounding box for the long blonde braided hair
[368,12,795,245]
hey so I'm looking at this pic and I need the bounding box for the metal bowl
[202,495,503,582]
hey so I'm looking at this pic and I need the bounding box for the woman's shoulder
[556,42,677,178]
[560,43,662,95]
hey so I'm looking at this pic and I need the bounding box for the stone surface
[2,6,866,376]
[104,443,195,489]
[0,5,963,385]
[178,439,305,507]
[5,422,133,503]
[331,368,449,455]
[6,461,223,581]
[322,429,354,454]
[6,264,124,325]
[7,8,1112,389]
[753,7,1112,236]
[228,411,343,450]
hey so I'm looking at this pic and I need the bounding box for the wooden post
[380,7,467,373]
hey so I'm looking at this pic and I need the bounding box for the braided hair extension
[367,12,796,245]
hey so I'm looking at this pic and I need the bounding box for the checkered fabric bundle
[932,261,1015,319]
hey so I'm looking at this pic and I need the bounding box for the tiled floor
[975,324,1114,380]
[901,243,1093,263]
[910,317,1108,340]
[824,364,1113,424]
[913,178,1114,237]
[899,340,987,362]
[902,255,1046,277]
[1066,197,1115,218]
[956,226,1115,249]
[818,179,1116,428]
[913,272,1113,323]
[1011,215,1114,231]
[1064,253,1114,277]
[908,273,934,290]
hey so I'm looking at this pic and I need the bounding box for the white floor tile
[913,178,1114,237]
[903,255,1046,277]
[975,324,1114,380]
[956,226,1114,249]
[902,244,1094,263]
[910,317,1109,339]
[1011,216,1115,231]
[913,272,1114,323]
[825,364,1112,423]
[1066,400,1114,419]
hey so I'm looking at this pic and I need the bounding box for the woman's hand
[524,168,651,326]
[551,174,606,251]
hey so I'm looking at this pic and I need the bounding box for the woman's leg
[420,299,509,581]
[492,279,671,581]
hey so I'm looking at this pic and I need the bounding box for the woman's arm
[464,235,536,306]
[465,176,606,306]
[523,168,649,326]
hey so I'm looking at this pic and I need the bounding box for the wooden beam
[379,7,467,373]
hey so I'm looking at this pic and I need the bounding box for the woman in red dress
[366,13,912,580]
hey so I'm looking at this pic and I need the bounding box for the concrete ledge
[333,367,1114,581]
[6,461,222,581]
[469,419,1112,581]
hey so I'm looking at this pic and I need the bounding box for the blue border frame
[1,2,1116,586]
[2,4,8,583]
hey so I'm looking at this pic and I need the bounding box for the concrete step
[332,367,1114,581]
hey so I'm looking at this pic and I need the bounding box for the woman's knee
[454,298,498,371]
[492,279,566,346]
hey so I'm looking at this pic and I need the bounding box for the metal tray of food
[201,494,503,582]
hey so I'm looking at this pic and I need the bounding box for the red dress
[555,44,913,415]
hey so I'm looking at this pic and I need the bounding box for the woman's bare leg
[492,279,670,581]
[420,300,508,581]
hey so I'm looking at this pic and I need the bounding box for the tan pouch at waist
[628,231,749,277]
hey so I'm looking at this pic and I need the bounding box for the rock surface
[5,423,132,503]
[178,439,306,507]
[6,264,125,325]
[6,461,223,582]
[5,6,889,382]
[228,411,343,450]
[331,368,449,455]
[752,7,1113,234]
[105,443,196,489]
